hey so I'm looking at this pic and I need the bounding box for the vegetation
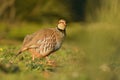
[0,0,120,80]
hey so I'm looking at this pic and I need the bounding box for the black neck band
[57,27,65,31]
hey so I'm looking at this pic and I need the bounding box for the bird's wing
[28,29,56,55]
[26,29,57,55]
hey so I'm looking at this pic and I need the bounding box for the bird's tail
[16,50,22,57]
[16,47,28,57]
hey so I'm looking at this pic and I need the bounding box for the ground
[0,22,120,80]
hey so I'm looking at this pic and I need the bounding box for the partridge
[16,19,67,62]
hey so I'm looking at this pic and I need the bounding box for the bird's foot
[46,60,56,66]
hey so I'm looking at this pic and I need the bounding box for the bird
[16,19,67,64]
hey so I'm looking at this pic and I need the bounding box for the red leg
[45,56,56,66]
[29,49,42,60]
[32,54,35,61]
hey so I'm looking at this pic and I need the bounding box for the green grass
[0,44,85,80]
[0,22,120,80]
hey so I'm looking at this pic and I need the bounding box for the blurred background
[0,0,120,80]
[0,0,120,43]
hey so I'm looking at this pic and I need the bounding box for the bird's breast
[54,42,62,51]
[54,34,65,51]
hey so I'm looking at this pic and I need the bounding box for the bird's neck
[57,27,65,32]
[56,27,66,36]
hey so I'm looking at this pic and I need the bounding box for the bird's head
[57,19,66,30]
